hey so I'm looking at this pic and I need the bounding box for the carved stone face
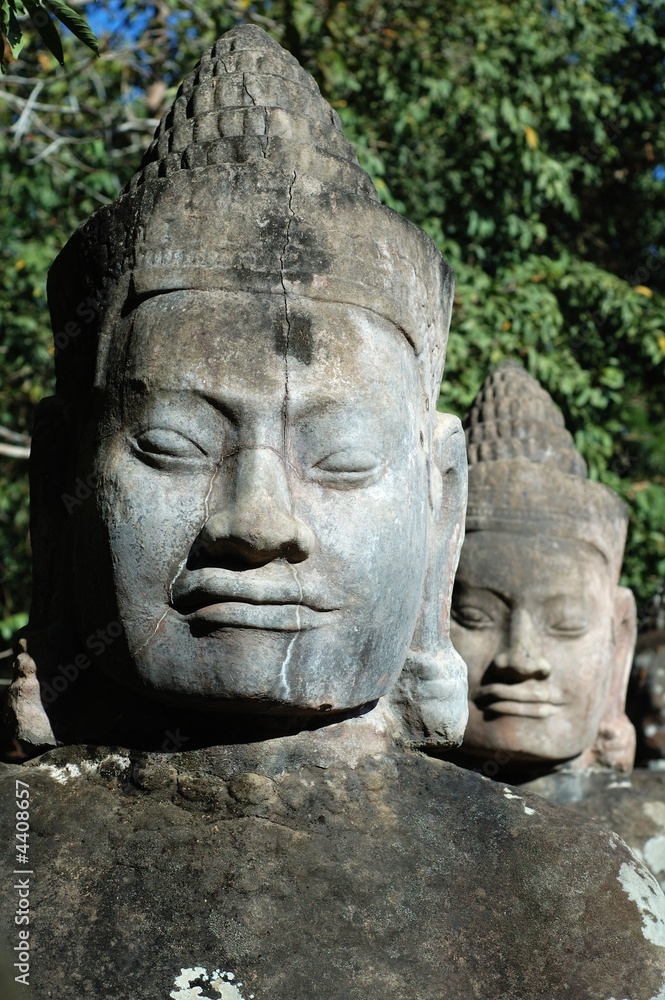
[69,289,429,716]
[451,531,617,762]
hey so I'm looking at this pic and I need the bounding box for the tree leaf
[41,0,98,54]
[22,0,63,65]
[6,3,24,54]
[1,0,25,69]
[524,125,539,149]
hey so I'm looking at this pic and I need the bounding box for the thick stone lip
[170,566,342,614]
[475,684,567,719]
[477,698,564,719]
[178,600,339,632]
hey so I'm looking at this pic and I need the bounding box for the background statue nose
[494,609,552,680]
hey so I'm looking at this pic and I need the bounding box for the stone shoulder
[1,750,665,997]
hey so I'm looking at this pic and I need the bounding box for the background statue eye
[311,450,382,488]
[549,619,589,638]
[451,605,496,629]
[133,428,207,466]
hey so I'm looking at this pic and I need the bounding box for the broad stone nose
[194,447,316,568]
[493,609,552,680]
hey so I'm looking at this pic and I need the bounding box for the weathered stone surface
[525,766,665,894]
[2,743,665,999]
[448,361,636,773]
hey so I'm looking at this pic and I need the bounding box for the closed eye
[451,605,497,629]
[310,450,383,488]
[548,620,589,638]
[132,428,209,468]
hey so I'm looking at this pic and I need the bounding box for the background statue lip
[171,569,341,632]
[476,684,566,718]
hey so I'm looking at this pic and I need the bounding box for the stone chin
[462,708,602,765]
[91,614,411,717]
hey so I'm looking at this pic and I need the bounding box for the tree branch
[0,427,30,445]
[0,443,30,459]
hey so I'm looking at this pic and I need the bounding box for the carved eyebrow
[454,582,512,607]
[119,384,239,422]
[190,389,242,424]
[188,389,351,425]
[123,285,216,314]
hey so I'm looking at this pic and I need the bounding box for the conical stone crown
[48,24,453,411]
[126,24,377,201]
[464,361,587,477]
[464,361,628,579]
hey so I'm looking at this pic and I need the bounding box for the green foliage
[0,13,150,637]
[41,0,98,54]
[276,0,665,605]
[0,0,664,645]
[0,0,98,71]
[1,1,24,61]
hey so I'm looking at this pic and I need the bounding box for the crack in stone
[276,172,299,703]
[278,634,296,702]
[134,609,169,656]
[165,463,222,613]
[279,171,297,458]
[242,72,257,106]
[203,462,221,524]
[156,462,222,647]
[169,556,188,607]
[261,107,269,158]
[278,561,304,701]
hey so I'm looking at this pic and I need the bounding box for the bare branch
[0,427,30,445]
[26,133,90,164]
[115,117,159,133]
[11,79,45,148]
[0,91,80,114]
[0,443,30,460]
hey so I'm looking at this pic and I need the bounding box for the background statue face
[69,289,430,716]
[450,531,618,762]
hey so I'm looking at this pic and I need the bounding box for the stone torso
[2,746,665,1000]
[525,766,665,894]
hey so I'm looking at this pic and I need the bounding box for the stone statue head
[8,25,467,750]
[450,362,636,773]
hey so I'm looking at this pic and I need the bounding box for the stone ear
[385,412,469,749]
[588,585,637,773]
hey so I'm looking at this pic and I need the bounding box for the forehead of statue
[456,530,612,603]
[109,288,418,408]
